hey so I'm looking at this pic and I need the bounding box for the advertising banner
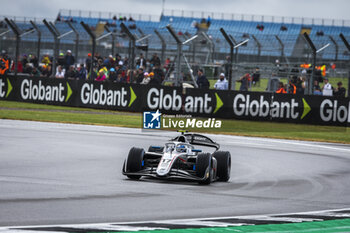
[1,76,349,127]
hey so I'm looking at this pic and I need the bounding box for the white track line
[1,208,349,230]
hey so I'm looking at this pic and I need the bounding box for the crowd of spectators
[273,64,346,97]
[0,49,348,97]
[1,50,168,85]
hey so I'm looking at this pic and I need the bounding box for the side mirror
[192,149,202,152]
[151,146,161,149]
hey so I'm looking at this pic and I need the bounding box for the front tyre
[196,153,213,185]
[126,147,145,180]
[213,151,231,182]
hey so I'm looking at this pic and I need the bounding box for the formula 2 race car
[122,132,231,184]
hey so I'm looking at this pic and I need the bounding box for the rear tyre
[148,146,164,153]
[213,151,231,182]
[196,153,213,185]
[126,147,145,180]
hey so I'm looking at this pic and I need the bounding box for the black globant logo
[143,110,161,129]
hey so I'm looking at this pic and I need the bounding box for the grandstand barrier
[1,76,349,127]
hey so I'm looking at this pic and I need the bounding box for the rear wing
[171,133,220,150]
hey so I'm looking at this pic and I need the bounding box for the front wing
[122,162,210,182]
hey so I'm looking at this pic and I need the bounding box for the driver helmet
[177,145,186,153]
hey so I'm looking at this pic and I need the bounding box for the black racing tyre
[126,147,145,180]
[213,151,231,182]
[148,146,164,153]
[196,153,213,185]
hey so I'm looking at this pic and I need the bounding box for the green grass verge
[114,218,350,233]
[0,100,349,144]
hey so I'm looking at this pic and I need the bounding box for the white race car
[122,133,231,184]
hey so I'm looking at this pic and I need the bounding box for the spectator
[196,69,209,89]
[57,53,65,67]
[136,53,146,69]
[64,50,75,71]
[21,54,29,68]
[214,73,228,90]
[322,77,333,96]
[316,30,324,36]
[237,73,251,91]
[77,64,87,80]
[288,76,297,94]
[96,69,106,81]
[41,64,52,78]
[41,54,51,65]
[280,25,288,31]
[30,66,41,77]
[135,68,144,83]
[164,57,171,72]
[334,81,346,98]
[256,24,264,31]
[123,57,129,67]
[194,16,211,32]
[64,65,77,79]
[149,72,160,85]
[150,53,161,67]
[141,72,150,84]
[88,67,98,80]
[23,63,32,74]
[97,58,104,71]
[295,77,304,95]
[115,54,121,65]
[124,70,132,83]
[153,64,165,83]
[276,82,287,93]
[314,80,322,95]
[85,53,92,72]
[109,55,116,68]
[0,51,11,75]
[109,68,118,82]
[55,65,65,78]
[252,67,260,86]
[11,56,23,73]
[29,54,38,68]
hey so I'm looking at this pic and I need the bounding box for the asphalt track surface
[0,119,349,227]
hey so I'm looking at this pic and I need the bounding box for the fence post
[30,20,41,59]
[339,33,350,97]
[228,35,238,64]
[120,23,136,70]
[328,35,338,61]
[154,29,166,63]
[104,25,116,57]
[80,21,96,77]
[251,35,261,63]
[67,21,80,61]
[275,35,284,59]
[303,32,317,95]
[201,32,214,63]
[220,28,234,90]
[137,28,148,59]
[43,19,59,76]
[166,24,182,87]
